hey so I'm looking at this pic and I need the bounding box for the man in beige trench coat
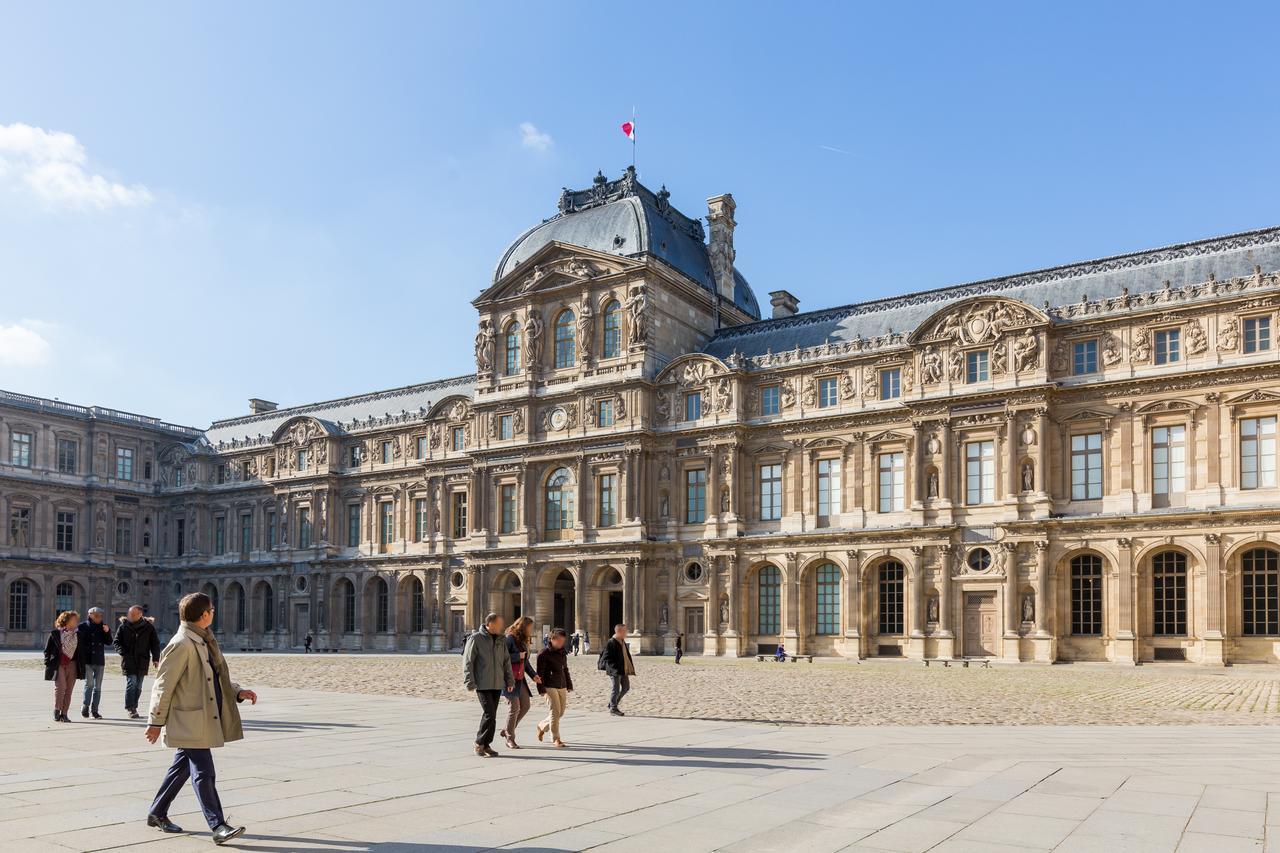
[144,592,258,845]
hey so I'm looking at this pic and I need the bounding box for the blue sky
[2,2,1278,426]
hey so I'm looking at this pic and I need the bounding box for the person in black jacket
[535,628,573,747]
[602,624,635,717]
[44,610,85,722]
[115,606,161,719]
[76,607,112,719]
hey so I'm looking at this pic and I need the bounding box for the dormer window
[685,391,702,421]
[1244,316,1271,353]
[1154,328,1180,364]
[966,351,989,383]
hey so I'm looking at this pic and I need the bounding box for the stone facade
[3,168,1280,664]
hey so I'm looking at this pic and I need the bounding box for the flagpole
[631,106,636,170]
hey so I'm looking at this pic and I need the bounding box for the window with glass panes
[1070,433,1103,500]
[760,385,780,415]
[298,508,312,549]
[176,517,186,555]
[598,474,617,527]
[878,452,904,512]
[379,502,394,551]
[817,458,840,518]
[554,310,576,369]
[451,427,465,451]
[349,445,362,467]
[116,447,134,480]
[115,517,133,555]
[239,513,252,553]
[504,322,521,374]
[1242,548,1279,636]
[1154,328,1180,364]
[965,441,995,504]
[880,368,901,400]
[268,511,277,549]
[685,468,707,523]
[1245,316,1272,353]
[815,563,840,635]
[597,399,614,427]
[263,584,274,631]
[415,498,428,541]
[500,484,517,534]
[57,439,76,473]
[213,516,226,555]
[966,350,989,383]
[1072,339,1098,375]
[451,492,468,538]
[417,436,428,458]
[375,578,389,632]
[1151,425,1185,506]
[381,441,393,464]
[234,585,246,632]
[346,504,360,547]
[410,577,426,632]
[757,566,781,634]
[56,511,74,551]
[296,448,308,470]
[10,506,30,546]
[818,376,838,408]
[11,432,31,467]
[545,468,574,532]
[878,561,905,634]
[759,463,782,520]
[1070,554,1103,635]
[685,391,702,421]
[1241,416,1277,489]
[8,580,30,631]
[341,580,356,633]
[499,414,513,440]
[55,581,75,618]
[602,300,622,358]
[1152,551,1187,635]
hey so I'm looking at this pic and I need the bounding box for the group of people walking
[463,615,637,756]
[43,605,160,721]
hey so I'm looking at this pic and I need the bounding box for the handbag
[511,659,525,681]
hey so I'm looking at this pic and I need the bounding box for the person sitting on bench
[774,643,787,662]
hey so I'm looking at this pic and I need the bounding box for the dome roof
[494,168,760,320]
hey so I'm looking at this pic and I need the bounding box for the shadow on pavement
[225,837,574,852]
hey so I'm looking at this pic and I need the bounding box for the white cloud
[519,121,553,152]
[0,122,152,210]
[0,319,53,367]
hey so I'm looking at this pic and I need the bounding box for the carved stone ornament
[474,319,496,373]
[523,311,544,365]
[714,376,733,413]
[1218,317,1240,352]
[1130,327,1151,363]
[841,370,856,400]
[449,401,468,422]
[681,360,714,387]
[946,350,964,382]
[991,340,1008,374]
[577,299,594,362]
[780,379,797,409]
[1012,329,1040,373]
[288,419,321,448]
[1185,318,1208,355]
[624,286,648,348]
[802,378,817,407]
[923,300,1037,346]
[1050,340,1070,374]
[902,361,915,391]
[1101,331,1123,366]
[861,366,877,399]
[920,345,943,385]
[655,392,672,424]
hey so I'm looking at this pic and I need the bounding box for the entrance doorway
[449,610,466,649]
[684,606,705,654]
[607,591,623,636]
[552,570,576,634]
[963,593,998,657]
[293,603,310,647]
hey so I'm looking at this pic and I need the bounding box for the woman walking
[535,628,573,747]
[499,616,539,750]
[44,610,84,722]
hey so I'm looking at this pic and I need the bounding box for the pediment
[657,353,730,387]
[1134,398,1198,414]
[752,442,792,456]
[272,416,336,446]
[866,429,911,445]
[428,395,471,422]
[476,242,640,305]
[909,297,1048,346]
[804,436,848,450]
[1064,409,1112,422]
[1224,389,1280,406]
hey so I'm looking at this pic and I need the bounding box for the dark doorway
[608,591,624,634]
[553,570,575,633]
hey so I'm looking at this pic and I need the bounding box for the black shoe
[128,709,141,719]
[81,706,89,718]
[147,814,184,834]
[58,713,71,723]
[91,711,103,720]
[212,824,245,845]
[610,708,624,717]
[53,710,60,722]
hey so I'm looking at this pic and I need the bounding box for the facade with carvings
[3,167,1280,665]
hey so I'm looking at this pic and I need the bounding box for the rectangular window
[598,474,617,527]
[415,498,428,542]
[57,439,77,474]
[1072,339,1098,375]
[685,392,702,421]
[379,502,394,552]
[878,452,904,513]
[685,469,706,524]
[817,377,838,408]
[349,445,362,467]
[1241,416,1278,490]
[239,514,252,554]
[815,565,840,635]
[9,507,31,547]
[416,436,428,458]
[216,464,227,485]
[266,511,276,550]
[759,463,782,521]
[1154,328,1180,364]
[966,350,989,383]
[880,368,901,400]
[114,517,133,555]
[296,449,308,471]
[760,385,780,416]
[1070,432,1104,500]
[817,458,841,519]
[381,441,393,464]
[500,484,517,534]
[451,492,468,539]
[499,414,514,440]
[116,447,134,481]
[346,504,360,547]
[965,441,996,504]
[299,508,312,549]
[214,515,226,555]
[1244,316,1272,354]
[596,399,614,428]
[451,427,465,451]
[10,432,32,467]
[176,518,185,556]
[56,511,75,552]
[1151,425,1186,506]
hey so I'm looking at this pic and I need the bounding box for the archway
[488,570,523,625]
[552,569,576,635]
[592,566,624,642]
[201,583,219,631]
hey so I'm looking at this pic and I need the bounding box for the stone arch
[860,551,915,656]
[331,576,358,637]
[226,581,248,635]
[396,573,428,640]
[1133,542,1200,646]
[535,564,579,636]
[488,568,524,625]
[798,556,851,655]
[589,564,626,641]
[1055,548,1111,648]
[200,582,220,631]
[742,560,786,652]
[1224,538,1280,643]
[365,575,391,635]
[251,579,275,639]
[908,296,1049,345]
[5,576,42,633]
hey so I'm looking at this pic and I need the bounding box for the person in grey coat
[462,612,514,757]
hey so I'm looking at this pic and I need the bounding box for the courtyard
[2,654,1280,852]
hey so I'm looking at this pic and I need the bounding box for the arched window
[878,561,905,635]
[374,577,389,633]
[554,310,576,369]
[55,582,74,618]
[1070,554,1103,636]
[8,580,30,631]
[815,563,841,635]
[410,576,426,633]
[1242,548,1278,636]
[757,565,781,634]
[504,322,521,375]
[340,579,356,633]
[602,300,622,359]
[262,583,275,633]
[1152,551,1187,636]
[231,584,246,633]
[545,467,575,533]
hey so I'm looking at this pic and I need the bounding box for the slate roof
[702,225,1280,360]
[493,168,761,319]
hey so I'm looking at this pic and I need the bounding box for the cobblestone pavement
[1,660,1279,853]
[8,653,1276,727]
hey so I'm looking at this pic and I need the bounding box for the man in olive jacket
[144,593,258,845]
[463,612,513,757]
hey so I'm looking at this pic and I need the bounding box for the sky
[2,1,1278,427]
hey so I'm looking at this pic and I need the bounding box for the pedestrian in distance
[499,616,541,750]
[583,630,591,654]
[44,610,84,723]
[674,632,683,665]
[304,632,313,653]
[774,642,787,662]
[144,592,257,845]
[571,632,580,656]
[601,623,635,717]
[115,606,161,718]
[535,628,573,748]
[462,612,514,757]
[77,606,112,719]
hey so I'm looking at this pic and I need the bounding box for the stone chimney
[769,290,800,319]
[249,398,278,415]
[706,194,737,303]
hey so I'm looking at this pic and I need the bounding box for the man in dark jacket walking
[602,624,635,716]
[115,606,161,719]
[462,613,514,757]
[76,607,112,719]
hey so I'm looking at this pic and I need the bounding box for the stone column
[909,423,924,510]
[704,556,721,655]
[906,546,925,659]
[1202,533,1225,665]
[434,568,449,650]
[1113,538,1136,664]
[724,555,740,656]
[938,421,952,504]
[1004,413,1019,501]
[936,545,955,658]
[1004,542,1021,662]
[1204,394,1222,502]
[845,550,861,657]
[1032,541,1055,662]
[783,551,798,648]
[573,561,588,638]
[1035,409,1050,499]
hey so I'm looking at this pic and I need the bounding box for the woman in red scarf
[43,610,84,722]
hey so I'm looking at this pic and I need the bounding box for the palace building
[3,167,1280,664]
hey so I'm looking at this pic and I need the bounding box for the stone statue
[927,596,939,624]
[577,300,594,362]
[920,345,943,385]
[715,377,733,413]
[1218,317,1239,352]
[655,392,671,424]
[659,600,669,626]
[720,488,730,513]
[1021,593,1035,623]
[779,379,797,409]
[720,598,729,625]
[523,311,544,365]
[1021,462,1034,492]
[1185,319,1208,355]
[991,341,1008,374]
[474,320,496,373]
[927,470,939,499]
[624,287,648,347]
[1131,327,1150,363]
[1013,329,1040,373]
[947,350,964,382]
[1049,341,1070,374]
[660,492,670,518]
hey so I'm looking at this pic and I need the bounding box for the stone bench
[756,654,814,663]
[923,658,991,668]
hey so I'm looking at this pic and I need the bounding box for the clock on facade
[549,406,569,431]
